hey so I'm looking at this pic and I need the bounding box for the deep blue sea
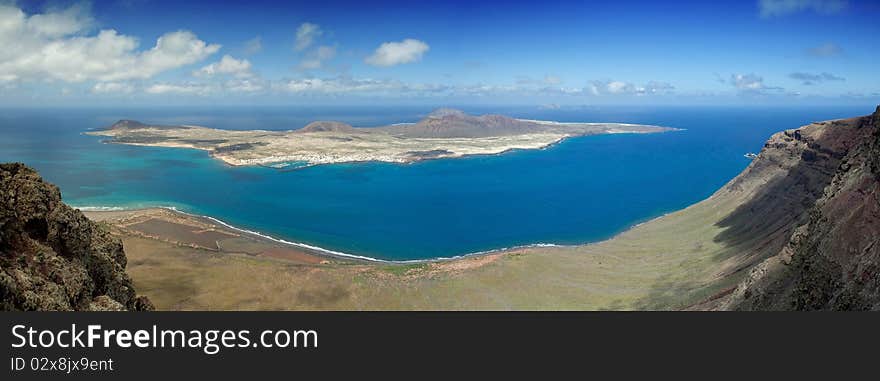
[0,105,870,260]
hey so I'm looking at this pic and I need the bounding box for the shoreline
[76,202,676,265]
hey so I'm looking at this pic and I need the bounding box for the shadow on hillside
[630,119,864,310]
[712,126,847,264]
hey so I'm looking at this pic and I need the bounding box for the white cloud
[729,73,783,93]
[137,78,266,95]
[92,82,135,94]
[607,81,629,93]
[459,84,519,95]
[145,82,213,95]
[21,3,93,38]
[758,0,847,18]
[136,31,222,77]
[195,55,253,78]
[730,74,765,90]
[298,46,336,70]
[588,80,674,96]
[294,23,322,51]
[365,39,429,67]
[0,5,220,83]
[224,78,265,93]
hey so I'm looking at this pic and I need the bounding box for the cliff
[716,106,880,310]
[0,163,153,311]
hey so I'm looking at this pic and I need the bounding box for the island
[86,108,676,167]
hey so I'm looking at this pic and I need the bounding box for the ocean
[0,105,869,260]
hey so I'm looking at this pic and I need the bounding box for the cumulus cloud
[92,82,135,94]
[294,23,322,51]
[588,80,674,96]
[136,31,221,77]
[789,72,845,85]
[195,55,253,78]
[298,46,337,70]
[365,39,429,67]
[145,82,213,95]
[18,2,93,37]
[0,4,220,83]
[729,73,783,93]
[730,74,765,90]
[806,42,843,57]
[224,78,265,93]
[758,0,848,17]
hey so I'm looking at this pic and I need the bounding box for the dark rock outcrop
[721,106,880,310]
[0,163,153,311]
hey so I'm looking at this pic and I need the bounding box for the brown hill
[298,121,356,133]
[106,120,184,130]
[380,108,550,138]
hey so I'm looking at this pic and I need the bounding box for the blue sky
[1,0,878,106]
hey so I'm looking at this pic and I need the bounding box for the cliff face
[720,106,880,310]
[0,163,153,311]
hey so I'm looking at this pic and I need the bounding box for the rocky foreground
[0,163,153,311]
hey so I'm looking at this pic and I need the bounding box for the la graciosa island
[87,108,675,168]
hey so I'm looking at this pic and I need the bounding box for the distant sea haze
[0,105,869,260]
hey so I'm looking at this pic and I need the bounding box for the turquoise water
[0,105,869,260]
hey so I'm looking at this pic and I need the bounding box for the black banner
[1,312,876,379]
